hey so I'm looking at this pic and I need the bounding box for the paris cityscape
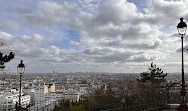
[0,71,186,111]
[1,0,188,111]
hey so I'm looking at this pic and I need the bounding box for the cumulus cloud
[0,0,187,73]
[20,0,163,67]
[95,0,138,25]
[25,1,76,27]
[0,20,20,31]
[0,30,158,72]
[143,0,186,28]
[23,0,160,41]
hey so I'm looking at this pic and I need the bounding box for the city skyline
[0,0,187,73]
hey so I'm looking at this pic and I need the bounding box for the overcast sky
[0,0,187,73]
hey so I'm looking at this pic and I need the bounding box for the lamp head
[177,18,187,35]
[17,60,25,74]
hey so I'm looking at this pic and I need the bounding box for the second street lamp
[177,18,188,111]
[17,60,25,110]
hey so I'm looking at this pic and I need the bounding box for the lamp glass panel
[18,67,25,73]
[178,27,187,35]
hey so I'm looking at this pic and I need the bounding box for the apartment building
[0,89,30,111]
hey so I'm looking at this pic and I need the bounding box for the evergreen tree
[0,40,15,69]
[140,62,167,83]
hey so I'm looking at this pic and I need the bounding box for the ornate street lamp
[177,18,188,111]
[17,60,25,109]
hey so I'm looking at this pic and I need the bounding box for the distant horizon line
[0,71,185,74]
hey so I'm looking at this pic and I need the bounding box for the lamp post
[177,18,188,111]
[17,60,25,110]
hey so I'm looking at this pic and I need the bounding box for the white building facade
[0,89,30,111]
